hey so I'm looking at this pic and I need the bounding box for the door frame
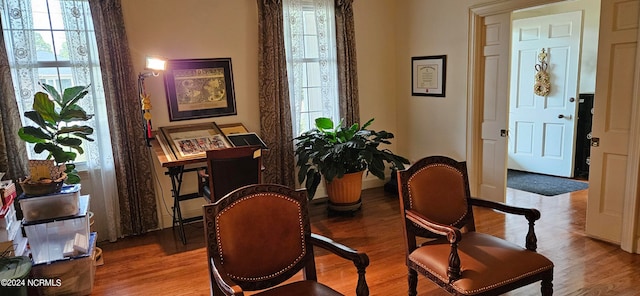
[467,0,640,252]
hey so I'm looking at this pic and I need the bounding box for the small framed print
[218,122,249,135]
[158,122,232,161]
[412,55,446,97]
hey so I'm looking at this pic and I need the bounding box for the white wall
[394,0,489,162]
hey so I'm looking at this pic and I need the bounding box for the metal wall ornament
[534,48,551,97]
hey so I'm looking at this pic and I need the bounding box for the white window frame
[284,0,340,137]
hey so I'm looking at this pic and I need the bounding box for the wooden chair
[197,145,262,203]
[397,156,554,295]
[203,184,370,296]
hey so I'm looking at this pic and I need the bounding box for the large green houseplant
[294,117,410,200]
[18,83,94,185]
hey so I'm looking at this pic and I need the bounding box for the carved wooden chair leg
[540,279,553,296]
[408,268,418,296]
[541,272,554,296]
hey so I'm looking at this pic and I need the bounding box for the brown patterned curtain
[335,0,360,126]
[90,0,158,235]
[0,30,29,184]
[257,0,296,187]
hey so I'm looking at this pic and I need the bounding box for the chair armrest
[470,197,541,251]
[310,233,370,296]
[470,197,541,220]
[210,257,244,296]
[406,210,462,242]
[405,210,462,281]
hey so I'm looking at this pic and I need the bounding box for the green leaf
[61,85,90,107]
[66,172,81,184]
[73,133,95,142]
[24,111,52,130]
[60,105,93,122]
[315,117,334,130]
[58,125,94,136]
[33,92,60,124]
[305,171,321,200]
[57,136,82,146]
[18,127,51,143]
[57,137,84,154]
[40,83,62,105]
[361,118,375,129]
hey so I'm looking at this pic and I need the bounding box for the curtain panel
[257,0,296,187]
[335,0,359,126]
[0,29,28,183]
[90,0,158,236]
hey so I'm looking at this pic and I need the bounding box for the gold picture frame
[158,122,232,161]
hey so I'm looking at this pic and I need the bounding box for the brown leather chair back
[399,156,476,237]
[204,184,315,291]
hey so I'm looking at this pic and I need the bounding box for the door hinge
[500,129,508,137]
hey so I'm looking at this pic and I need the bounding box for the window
[283,0,340,137]
[1,0,107,166]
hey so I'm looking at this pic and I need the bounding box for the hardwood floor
[92,187,640,296]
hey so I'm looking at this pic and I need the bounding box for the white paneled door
[586,0,639,245]
[479,13,510,203]
[508,11,582,177]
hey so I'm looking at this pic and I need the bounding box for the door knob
[558,114,572,119]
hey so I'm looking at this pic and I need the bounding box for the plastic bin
[19,185,80,222]
[23,195,90,265]
[30,232,96,296]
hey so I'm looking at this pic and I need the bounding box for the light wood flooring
[92,187,640,296]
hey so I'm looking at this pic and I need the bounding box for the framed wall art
[411,55,447,97]
[158,122,232,161]
[164,58,237,121]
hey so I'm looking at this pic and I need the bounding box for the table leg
[168,166,188,244]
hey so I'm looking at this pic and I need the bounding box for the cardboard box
[30,233,97,296]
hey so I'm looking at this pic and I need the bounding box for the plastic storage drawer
[23,195,90,264]
[19,184,80,222]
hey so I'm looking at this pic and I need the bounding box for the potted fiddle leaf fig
[18,82,94,192]
[294,117,409,210]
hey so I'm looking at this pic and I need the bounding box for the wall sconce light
[138,56,167,146]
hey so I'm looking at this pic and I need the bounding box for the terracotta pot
[325,170,364,206]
